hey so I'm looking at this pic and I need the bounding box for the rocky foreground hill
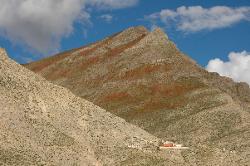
[25,26,250,165]
[0,48,191,165]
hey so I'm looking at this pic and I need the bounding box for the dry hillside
[25,26,250,165]
[0,48,190,165]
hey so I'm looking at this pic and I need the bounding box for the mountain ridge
[1,48,188,165]
[24,26,250,165]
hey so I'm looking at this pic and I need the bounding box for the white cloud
[0,0,89,54]
[86,0,139,10]
[0,0,139,55]
[100,14,113,23]
[145,6,250,32]
[206,51,250,85]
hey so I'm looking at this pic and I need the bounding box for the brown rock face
[25,26,250,165]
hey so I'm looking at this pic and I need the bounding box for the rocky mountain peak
[23,26,250,165]
[106,26,168,49]
[152,27,168,39]
[131,26,170,50]
[126,25,149,34]
[104,26,149,47]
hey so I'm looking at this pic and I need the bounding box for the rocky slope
[0,48,188,165]
[25,26,250,165]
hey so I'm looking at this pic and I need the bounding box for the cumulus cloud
[0,0,139,55]
[86,0,139,10]
[206,51,250,85]
[100,14,113,23]
[145,6,250,32]
[0,0,89,54]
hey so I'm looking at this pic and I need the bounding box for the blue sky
[0,0,250,84]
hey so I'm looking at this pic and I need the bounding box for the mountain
[0,48,187,165]
[25,26,250,165]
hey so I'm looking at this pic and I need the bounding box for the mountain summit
[25,26,250,165]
